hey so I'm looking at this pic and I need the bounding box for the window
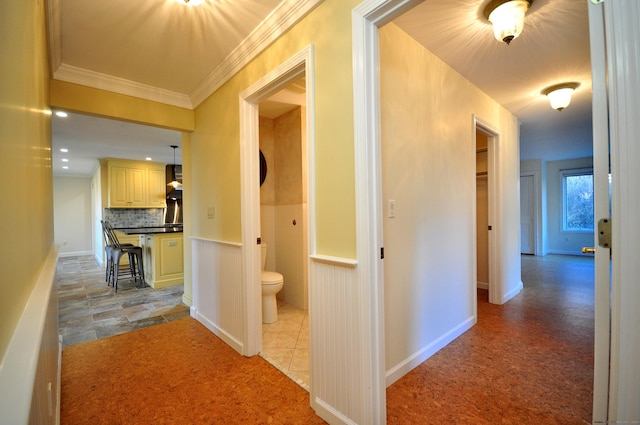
[562,168,594,232]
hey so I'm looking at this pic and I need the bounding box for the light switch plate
[388,200,396,218]
[207,206,215,219]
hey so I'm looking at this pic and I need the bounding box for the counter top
[116,226,183,235]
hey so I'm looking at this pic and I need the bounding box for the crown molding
[53,64,194,109]
[46,0,62,76]
[189,0,323,108]
[46,0,322,110]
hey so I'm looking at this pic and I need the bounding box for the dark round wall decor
[259,150,267,186]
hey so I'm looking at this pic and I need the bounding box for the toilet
[261,244,284,324]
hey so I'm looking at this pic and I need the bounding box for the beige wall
[0,1,53,358]
[190,0,359,258]
[54,176,93,255]
[260,107,307,309]
[380,23,521,371]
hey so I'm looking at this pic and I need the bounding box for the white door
[519,174,535,254]
[589,1,640,421]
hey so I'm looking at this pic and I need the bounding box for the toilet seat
[261,271,283,284]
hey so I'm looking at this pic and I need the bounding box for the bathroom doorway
[238,46,314,390]
[258,81,310,389]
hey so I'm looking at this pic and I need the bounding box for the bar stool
[101,220,135,286]
[103,221,146,292]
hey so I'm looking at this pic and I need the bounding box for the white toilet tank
[261,243,267,271]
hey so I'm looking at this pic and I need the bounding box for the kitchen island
[116,226,184,289]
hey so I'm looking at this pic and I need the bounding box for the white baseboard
[477,281,489,290]
[193,309,244,355]
[182,293,193,307]
[58,250,93,258]
[546,249,591,256]
[502,281,524,304]
[385,316,476,387]
[313,397,358,425]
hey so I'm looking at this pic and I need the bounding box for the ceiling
[51,0,591,177]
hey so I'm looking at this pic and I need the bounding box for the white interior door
[590,1,640,422]
[519,174,535,255]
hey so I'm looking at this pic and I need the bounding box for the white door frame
[590,1,640,421]
[239,45,315,357]
[352,1,426,421]
[588,2,610,420]
[519,172,538,255]
[473,117,501,304]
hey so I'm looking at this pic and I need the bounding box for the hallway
[386,254,594,424]
[59,254,594,424]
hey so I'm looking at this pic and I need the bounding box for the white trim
[385,316,475,387]
[352,1,424,423]
[188,236,242,247]
[46,0,62,76]
[239,46,315,359]
[520,170,541,256]
[603,1,640,420]
[477,281,489,290]
[309,254,357,268]
[58,250,93,258]
[190,0,322,107]
[474,116,503,305]
[53,64,193,109]
[500,281,523,305]
[587,1,611,421]
[47,1,321,109]
[0,246,59,425]
[193,310,244,354]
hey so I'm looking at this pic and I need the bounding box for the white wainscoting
[0,246,60,425]
[190,238,244,354]
[309,255,364,425]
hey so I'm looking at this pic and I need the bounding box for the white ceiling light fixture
[55,111,68,118]
[541,82,580,111]
[484,0,533,45]
[176,0,205,6]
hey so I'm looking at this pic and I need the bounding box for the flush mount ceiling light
[483,0,533,45]
[541,82,580,111]
[176,0,205,6]
[167,145,183,189]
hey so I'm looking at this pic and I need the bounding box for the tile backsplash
[103,208,164,228]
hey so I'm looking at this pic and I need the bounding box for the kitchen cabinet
[104,159,167,208]
[140,233,184,288]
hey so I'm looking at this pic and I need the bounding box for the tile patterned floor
[57,255,190,347]
[260,301,310,390]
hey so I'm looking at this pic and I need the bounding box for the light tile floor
[57,255,190,347]
[260,301,310,391]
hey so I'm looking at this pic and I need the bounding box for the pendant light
[167,145,182,189]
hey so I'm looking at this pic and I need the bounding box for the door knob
[582,247,596,254]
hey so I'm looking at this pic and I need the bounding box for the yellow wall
[190,0,359,258]
[0,1,53,358]
[50,80,195,132]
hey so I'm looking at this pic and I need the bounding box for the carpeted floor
[60,318,325,424]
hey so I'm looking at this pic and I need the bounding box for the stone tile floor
[260,301,309,390]
[57,255,190,347]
